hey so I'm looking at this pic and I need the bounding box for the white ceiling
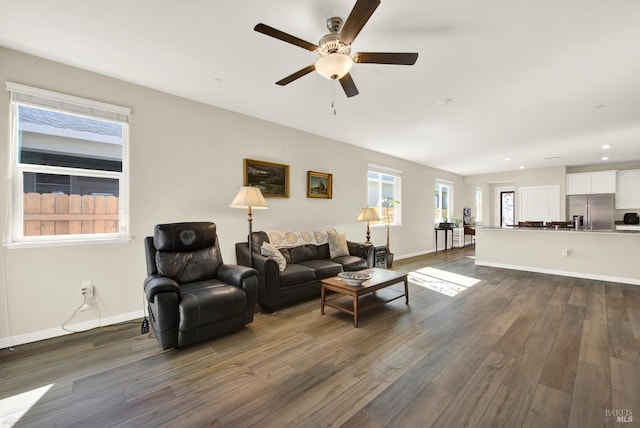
[1,0,639,175]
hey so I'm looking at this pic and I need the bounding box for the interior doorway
[493,185,515,227]
[500,191,515,227]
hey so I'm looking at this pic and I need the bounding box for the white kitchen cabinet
[590,171,617,193]
[616,169,640,209]
[566,170,616,195]
[566,173,591,194]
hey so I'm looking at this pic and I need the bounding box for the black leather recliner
[144,222,258,350]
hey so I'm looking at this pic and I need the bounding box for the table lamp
[356,207,380,244]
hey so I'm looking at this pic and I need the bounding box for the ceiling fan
[254,0,418,97]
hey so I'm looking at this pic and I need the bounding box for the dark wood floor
[1,247,639,427]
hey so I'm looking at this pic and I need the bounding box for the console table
[434,227,454,252]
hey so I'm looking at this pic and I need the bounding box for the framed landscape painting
[307,171,332,199]
[244,158,290,198]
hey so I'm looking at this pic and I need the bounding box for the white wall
[0,47,469,346]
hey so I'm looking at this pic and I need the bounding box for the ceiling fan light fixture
[315,53,353,80]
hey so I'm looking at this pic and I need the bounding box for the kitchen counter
[475,227,639,285]
[491,226,640,234]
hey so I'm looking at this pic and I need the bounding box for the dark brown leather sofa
[235,231,373,312]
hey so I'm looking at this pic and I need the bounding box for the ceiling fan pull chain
[332,80,337,116]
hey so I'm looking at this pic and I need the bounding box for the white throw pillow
[261,242,287,272]
[327,228,349,258]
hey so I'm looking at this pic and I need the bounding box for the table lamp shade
[229,186,268,209]
[356,207,380,222]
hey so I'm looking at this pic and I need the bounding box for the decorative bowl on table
[337,271,371,286]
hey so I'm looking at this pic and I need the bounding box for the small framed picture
[307,171,333,199]
[244,158,290,198]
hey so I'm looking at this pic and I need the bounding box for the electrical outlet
[81,281,94,297]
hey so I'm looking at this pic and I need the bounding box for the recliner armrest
[144,275,180,303]
[218,264,257,286]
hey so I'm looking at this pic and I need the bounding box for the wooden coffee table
[320,268,409,327]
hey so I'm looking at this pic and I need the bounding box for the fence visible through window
[23,193,119,236]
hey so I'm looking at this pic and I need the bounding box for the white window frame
[475,187,483,223]
[367,164,402,226]
[6,82,130,248]
[435,180,454,223]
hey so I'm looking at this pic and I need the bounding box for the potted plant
[381,198,399,267]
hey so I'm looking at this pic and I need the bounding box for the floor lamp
[356,207,380,244]
[230,186,268,267]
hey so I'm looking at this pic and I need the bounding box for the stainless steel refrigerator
[567,194,615,230]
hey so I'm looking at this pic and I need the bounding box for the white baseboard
[0,310,145,350]
[395,249,435,260]
[475,261,640,286]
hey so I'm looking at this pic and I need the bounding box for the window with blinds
[6,82,130,245]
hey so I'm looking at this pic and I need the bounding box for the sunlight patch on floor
[408,267,481,297]
[0,383,53,427]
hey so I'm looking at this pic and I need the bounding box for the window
[7,82,130,245]
[435,181,453,223]
[367,165,401,225]
[475,188,483,223]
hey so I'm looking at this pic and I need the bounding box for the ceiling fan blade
[353,52,419,65]
[276,65,316,86]
[254,23,319,52]
[339,73,359,97]
[339,0,381,45]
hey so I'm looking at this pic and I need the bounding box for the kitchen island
[475,227,640,285]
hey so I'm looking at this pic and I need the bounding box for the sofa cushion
[260,242,287,272]
[299,260,343,279]
[332,255,368,272]
[278,247,293,264]
[290,244,320,263]
[279,264,315,287]
[327,229,349,258]
[178,280,246,330]
[316,243,331,259]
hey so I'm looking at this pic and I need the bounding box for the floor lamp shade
[230,186,268,266]
[229,186,269,209]
[356,207,380,244]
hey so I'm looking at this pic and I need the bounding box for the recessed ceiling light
[436,98,453,105]
[601,156,609,161]
[601,144,610,149]
[519,166,525,170]
[504,157,511,161]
